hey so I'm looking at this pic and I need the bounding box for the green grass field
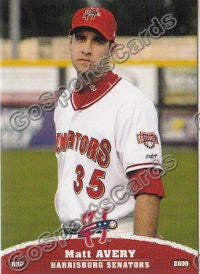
[1,147,198,250]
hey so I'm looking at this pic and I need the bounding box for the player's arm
[128,168,165,237]
[134,193,160,237]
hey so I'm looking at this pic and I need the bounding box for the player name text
[65,249,136,258]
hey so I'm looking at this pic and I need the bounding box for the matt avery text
[65,249,136,258]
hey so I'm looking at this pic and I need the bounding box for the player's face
[69,28,110,74]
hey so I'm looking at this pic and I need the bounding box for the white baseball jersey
[54,71,162,226]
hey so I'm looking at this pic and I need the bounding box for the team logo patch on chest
[137,131,158,149]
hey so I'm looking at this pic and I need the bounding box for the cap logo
[82,8,101,21]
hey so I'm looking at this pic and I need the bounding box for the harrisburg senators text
[56,131,111,168]
[50,249,150,269]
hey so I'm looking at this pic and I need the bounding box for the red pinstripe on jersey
[126,162,162,173]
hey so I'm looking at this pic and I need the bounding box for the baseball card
[1,1,198,273]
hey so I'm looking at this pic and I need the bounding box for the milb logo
[77,210,118,247]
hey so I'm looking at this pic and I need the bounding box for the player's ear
[109,42,117,57]
[68,35,73,52]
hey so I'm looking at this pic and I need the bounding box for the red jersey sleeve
[128,168,165,199]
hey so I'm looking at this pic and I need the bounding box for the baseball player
[54,7,165,239]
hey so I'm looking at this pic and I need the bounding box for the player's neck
[76,71,109,91]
